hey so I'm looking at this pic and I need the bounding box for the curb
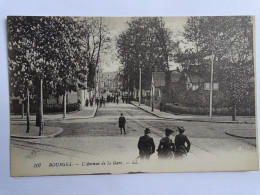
[131,103,254,124]
[55,106,98,121]
[131,102,162,118]
[10,127,63,139]
[225,131,256,139]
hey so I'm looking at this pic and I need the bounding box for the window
[192,83,199,91]
[213,83,219,91]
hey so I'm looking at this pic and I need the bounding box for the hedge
[164,103,255,116]
[44,103,80,113]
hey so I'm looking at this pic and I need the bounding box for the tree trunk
[170,86,174,105]
[21,102,24,119]
[26,88,30,133]
[232,104,237,121]
[39,78,44,136]
[133,79,136,100]
[36,78,41,126]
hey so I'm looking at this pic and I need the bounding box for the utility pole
[63,92,66,118]
[209,51,214,118]
[127,74,130,104]
[139,68,141,106]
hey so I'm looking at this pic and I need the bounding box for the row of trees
[116,17,178,91]
[116,16,254,120]
[8,16,110,133]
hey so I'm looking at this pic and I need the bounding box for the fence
[10,100,80,114]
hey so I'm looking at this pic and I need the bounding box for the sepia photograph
[8,16,258,177]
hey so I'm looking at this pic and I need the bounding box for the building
[10,81,91,114]
[150,70,182,109]
[99,72,118,93]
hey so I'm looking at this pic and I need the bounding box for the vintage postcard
[8,16,258,176]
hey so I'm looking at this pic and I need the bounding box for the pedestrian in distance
[157,128,175,159]
[174,126,191,159]
[116,97,119,105]
[90,98,93,106]
[138,128,155,160]
[96,97,99,108]
[99,99,102,108]
[101,96,104,107]
[122,96,125,103]
[118,113,126,134]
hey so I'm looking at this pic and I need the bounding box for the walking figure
[138,128,155,160]
[90,98,93,106]
[157,128,175,159]
[96,97,99,108]
[116,98,119,105]
[118,113,126,134]
[100,96,104,107]
[174,126,191,159]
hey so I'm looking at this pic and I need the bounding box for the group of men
[138,126,191,160]
[118,113,191,160]
[86,93,121,108]
[107,94,119,104]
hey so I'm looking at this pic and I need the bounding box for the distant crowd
[85,94,132,108]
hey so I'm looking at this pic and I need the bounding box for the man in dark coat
[118,113,126,134]
[96,97,99,108]
[138,128,155,160]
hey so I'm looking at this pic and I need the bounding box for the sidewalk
[10,106,97,139]
[131,101,256,124]
[58,105,98,120]
[10,105,98,122]
[10,125,63,139]
[131,102,256,140]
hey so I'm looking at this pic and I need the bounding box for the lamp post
[151,85,154,112]
[139,68,141,106]
[209,51,214,118]
[63,92,66,118]
[127,74,130,104]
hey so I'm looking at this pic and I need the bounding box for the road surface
[10,102,258,175]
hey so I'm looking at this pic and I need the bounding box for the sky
[100,17,187,72]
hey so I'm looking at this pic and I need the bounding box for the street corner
[10,124,63,139]
[225,129,256,139]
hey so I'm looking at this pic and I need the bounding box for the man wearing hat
[174,126,191,158]
[157,128,175,159]
[137,128,155,160]
[118,113,126,134]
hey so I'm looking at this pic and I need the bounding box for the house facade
[151,70,182,109]
[10,82,92,114]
